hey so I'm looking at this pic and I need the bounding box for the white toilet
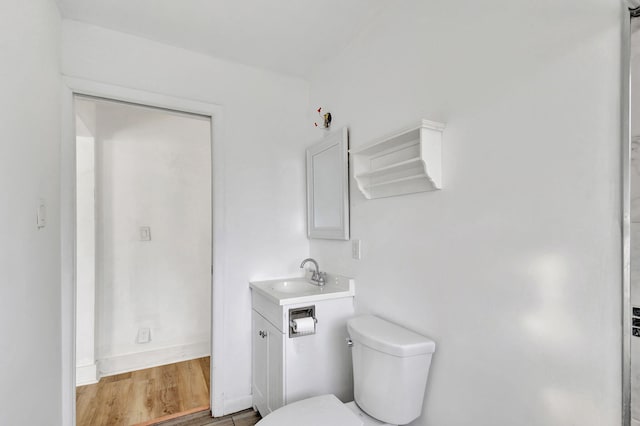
[256,315,436,426]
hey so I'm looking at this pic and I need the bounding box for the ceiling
[56,0,389,78]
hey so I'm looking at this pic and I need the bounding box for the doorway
[73,95,212,424]
[60,79,226,426]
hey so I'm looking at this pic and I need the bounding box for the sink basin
[269,280,317,294]
[250,274,355,305]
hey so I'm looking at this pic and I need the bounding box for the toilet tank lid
[347,315,436,357]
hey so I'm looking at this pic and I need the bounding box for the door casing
[60,76,226,425]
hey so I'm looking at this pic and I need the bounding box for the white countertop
[249,273,355,306]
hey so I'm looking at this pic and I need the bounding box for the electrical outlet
[136,327,151,344]
[352,239,361,260]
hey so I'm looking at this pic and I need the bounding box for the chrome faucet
[300,258,326,286]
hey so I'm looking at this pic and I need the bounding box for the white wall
[308,1,622,425]
[0,1,62,425]
[93,99,211,373]
[62,20,310,412]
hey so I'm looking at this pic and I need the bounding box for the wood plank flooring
[154,409,261,426]
[77,357,213,426]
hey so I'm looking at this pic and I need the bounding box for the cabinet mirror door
[306,128,349,240]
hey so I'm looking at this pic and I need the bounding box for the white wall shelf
[350,119,445,199]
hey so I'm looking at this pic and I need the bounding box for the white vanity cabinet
[250,275,355,418]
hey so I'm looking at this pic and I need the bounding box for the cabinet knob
[259,330,267,338]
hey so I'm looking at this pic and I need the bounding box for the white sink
[250,274,355,305]
[268,279,316,294]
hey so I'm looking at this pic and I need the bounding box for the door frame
[623,5,634,426]
[60,76,227,425]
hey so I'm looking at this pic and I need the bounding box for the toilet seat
[256,394,362,426]
[345,401,394,426]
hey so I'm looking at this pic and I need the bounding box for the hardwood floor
[77,357,213,425]
[154,409,261,426]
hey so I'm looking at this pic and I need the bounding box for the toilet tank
[347,315,436,425]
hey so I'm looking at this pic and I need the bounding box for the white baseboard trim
[98,341,210,377]
[223,395,253,416]
[76,363,98,386]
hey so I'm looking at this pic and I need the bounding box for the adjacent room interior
[73,96,212,425]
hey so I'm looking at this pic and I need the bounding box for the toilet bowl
[255,315,436,426]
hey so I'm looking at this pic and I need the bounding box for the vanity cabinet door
[252,310,269,415]
[265,318,284,413]
[252,310,285,416]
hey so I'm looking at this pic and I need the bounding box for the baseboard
[223,395,253,416]
[98,341,210,377]
[76,363,98,386]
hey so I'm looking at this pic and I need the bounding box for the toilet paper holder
[289,306,317,338]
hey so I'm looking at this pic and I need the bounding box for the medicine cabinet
[306,128,349,240]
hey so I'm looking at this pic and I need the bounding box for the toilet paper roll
[292,317,315,334]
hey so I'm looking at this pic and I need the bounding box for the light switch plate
[140,226,151,241]
[352,239,361,260]
[37,199,46,229]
